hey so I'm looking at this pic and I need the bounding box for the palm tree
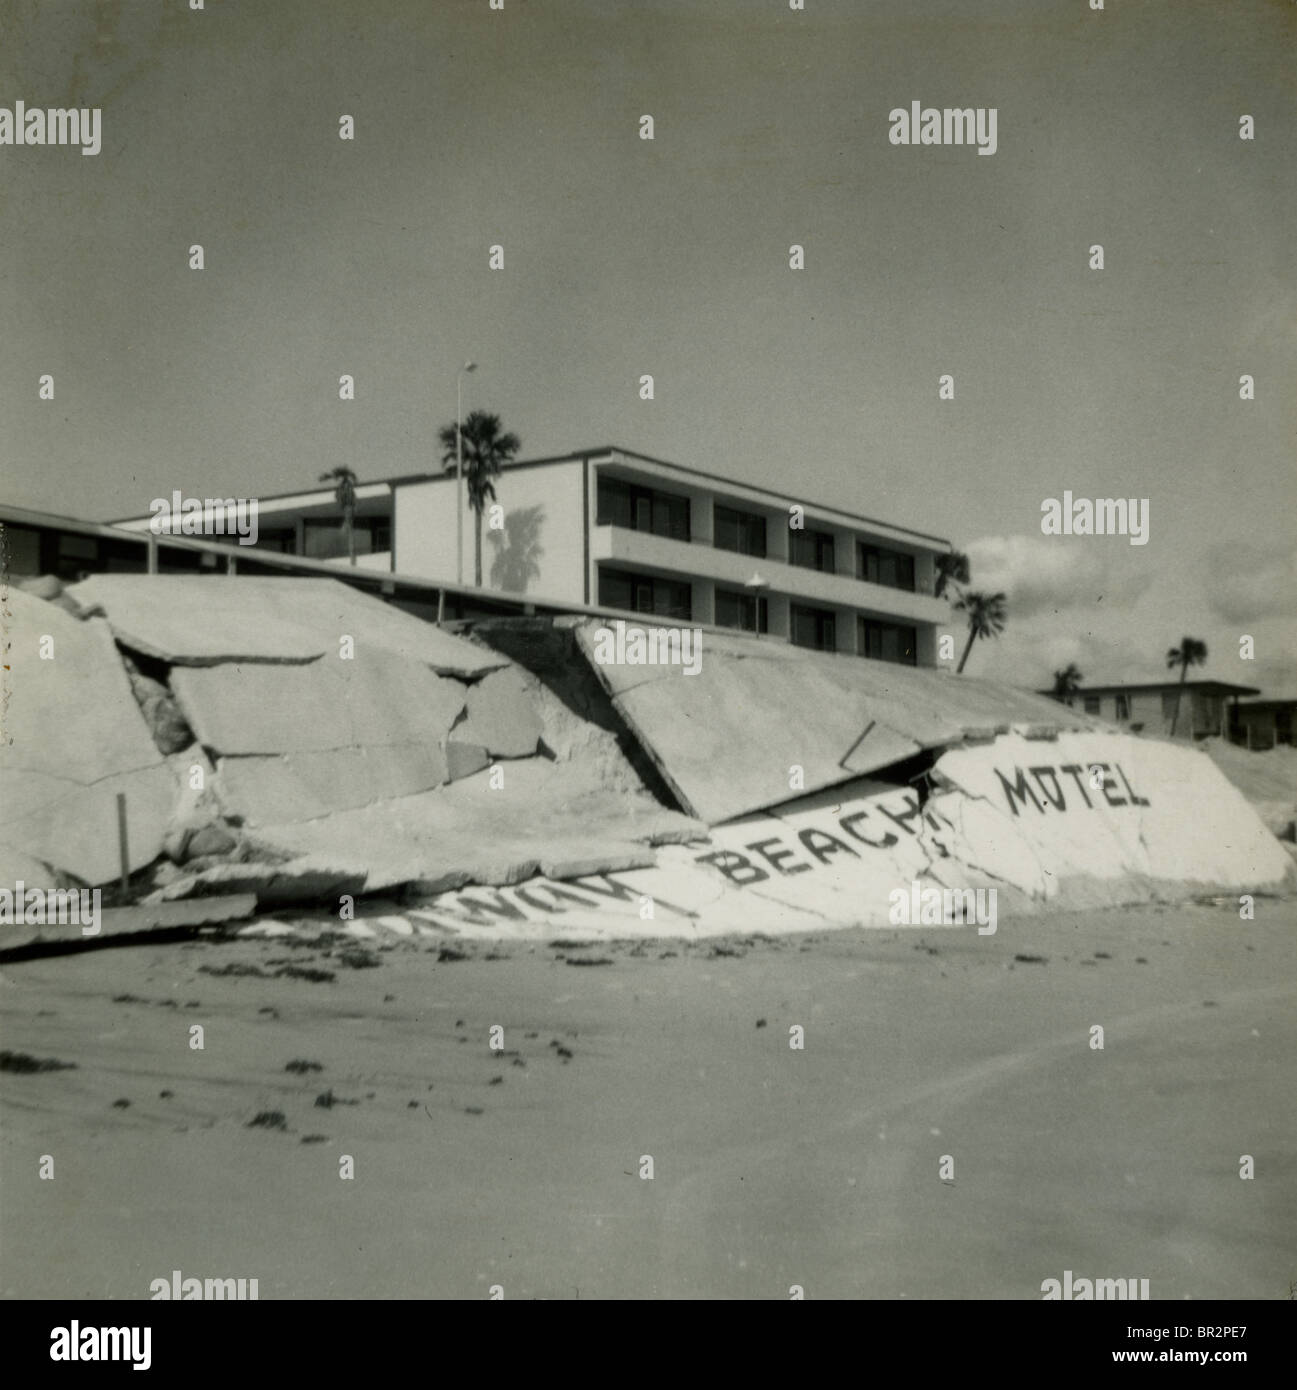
[1166,636,1208,737]
[1051,663,1083,703]
[438,411,521,587]
[319,466,358,566]
[953,590,1008,674]
[935,549,971,599]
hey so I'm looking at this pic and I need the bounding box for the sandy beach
[4,898,1294,1301]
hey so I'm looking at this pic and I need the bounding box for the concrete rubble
[571,619,1108,824]
[64,575,504,676]
[0,588,176,887]
[405,734,1295,941]
[2,583,1293,943]
[0,893,257,956]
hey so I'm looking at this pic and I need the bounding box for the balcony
[591,525,950,625]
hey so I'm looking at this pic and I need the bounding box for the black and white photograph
[1,0,1294,1341]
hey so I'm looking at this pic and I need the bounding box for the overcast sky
[2,0,1293,695]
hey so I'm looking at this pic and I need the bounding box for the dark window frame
[713,504,768,559]
[714,587,769,634]
[790,602,836,652]
[596,477,691,543]
[856,616,918,666]
[302,515,392,559]
[789,527,835,573]
[856,541,916,593]
[598,566,693,622]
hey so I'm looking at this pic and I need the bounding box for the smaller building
[1041,680,1260,740]
[1229,698,1296,750]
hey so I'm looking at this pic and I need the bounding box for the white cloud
[1204,542,1297,624]
[964,535,1151,621]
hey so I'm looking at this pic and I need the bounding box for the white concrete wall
[1088,690,1226,738]
[394,460,586,598]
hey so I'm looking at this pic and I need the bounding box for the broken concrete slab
[217,745,451,826]
[408,778,950,940]
[572,618,1108,824]
[405,733,1295,940]
[927,732,1296,900]
[0,590,174,884]
[573,624,919,822]
[0,766,178,887]
[148,858,368,908]
[452,665,543,759]
[150,758,704,907]
[0,893,257,956]
[17,572,94,618]
[1,590,166,783]
[65,575,505,676]
[171,647,465,755]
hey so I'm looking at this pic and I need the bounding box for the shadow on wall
[488,504,545,593]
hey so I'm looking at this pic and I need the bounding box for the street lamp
[456,361,477,586]
[744,572,770,637]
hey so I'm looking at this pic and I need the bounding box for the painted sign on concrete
[398,732,1293,941]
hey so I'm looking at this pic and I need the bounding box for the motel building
[1043,680,1262,741]
[112,446,954,666]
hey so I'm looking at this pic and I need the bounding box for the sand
[3,898,1294,1300]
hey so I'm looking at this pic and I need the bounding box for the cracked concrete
[571,617,1110,824]
[403,732,1295,940]
[65,575,505,676]
[0,590,174,885]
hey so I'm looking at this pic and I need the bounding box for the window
[599,567,692,621]
[790,603,836,652]
[1084,695,1101,715]
[1114,693,1130,721]
[55,532,100,580]
[714,588,769,634]
[8,524,41,576]
[597,477,690,542]
[789,528,835,573]
[714,504,767,558]
[302,517,391,560]
[256,528,297,555]
[856,543,915,592]
[857,617,917,666]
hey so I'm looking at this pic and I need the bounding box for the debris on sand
[246,1111,288,1130]
[0,1050,77,1074]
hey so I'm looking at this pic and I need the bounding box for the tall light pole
[456,361,477,586]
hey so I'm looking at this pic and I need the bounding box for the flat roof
[104,444,953,549]
[583,446,953,549]
[1037,680,1262,698]
[106,478,407,524]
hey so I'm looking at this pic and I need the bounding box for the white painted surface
[389,733,1293,940]
[394,459,586,597]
